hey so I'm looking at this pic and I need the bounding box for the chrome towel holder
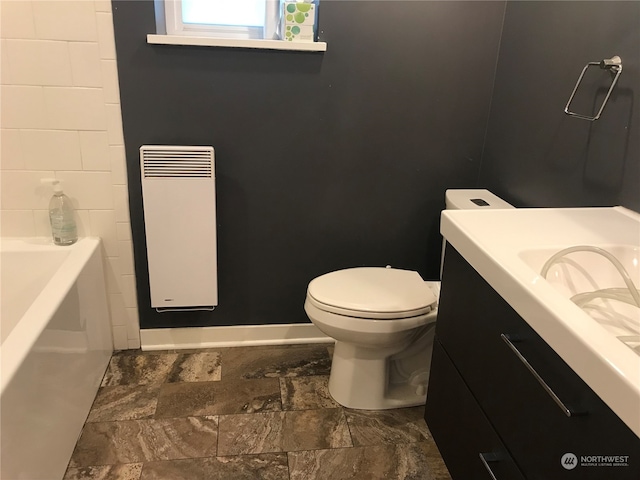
[564,55,623,121]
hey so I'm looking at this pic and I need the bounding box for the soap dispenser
[41,178,78,246]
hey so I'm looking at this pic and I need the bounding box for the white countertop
[441,206,640,437]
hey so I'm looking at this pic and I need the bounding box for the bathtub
[1,237,113,480]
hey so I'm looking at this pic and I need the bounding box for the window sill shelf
[147,34,327,52]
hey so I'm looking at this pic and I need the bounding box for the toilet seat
[306,267,437,320]
[305,299,438,336]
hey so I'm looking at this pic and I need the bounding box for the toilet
[304,189,514,410]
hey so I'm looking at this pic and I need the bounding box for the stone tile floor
[65,344,452,480]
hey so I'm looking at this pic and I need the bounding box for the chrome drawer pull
[479,452,499,480]
[501,333,573,417]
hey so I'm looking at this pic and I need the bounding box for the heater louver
[141,146,213,178]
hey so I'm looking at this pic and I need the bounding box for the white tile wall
[109,145,127,184]
[89,209,118,256]
[32,1,98,42]
[21,130,83,170]
[44,87,107,130]
[0,0,140,350]
[112,184,131,222]
[112,325,129,350]
[69,42,103,87]
[5,39,73,86]
[0,210,36,236]
[55,171,115,209]
[104,256,123,293]
[0,1,36,39]
[100,60,120,103]
[0,129,26,169]
[80,131,111,170]
[1,85,49,129]
[116,221,132,241]
[95,11,116,59]
[1,40,12,85]
[1,170,55,209]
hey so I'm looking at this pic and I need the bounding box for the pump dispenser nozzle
[41,178,63,194]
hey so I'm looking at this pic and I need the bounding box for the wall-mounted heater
[140,145,217,311]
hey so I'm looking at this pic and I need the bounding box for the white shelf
[147,34,327,52]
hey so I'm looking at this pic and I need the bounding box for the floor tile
[414,442,453,480]
[155,378,281,418]
[221,344,332,380]
[166,352,221,383]
[279,375,339,410]
[63,464,143,480]
[87,385,159,422]
[424,457,452,480]
[139,454,289,480]
[345,406,430,446]
[288,442,449,480]
[217,408,352,456]
[68,345,451,480]
[101,353,178,386]
[69,416,218,466]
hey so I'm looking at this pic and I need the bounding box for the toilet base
[327,340,431,410]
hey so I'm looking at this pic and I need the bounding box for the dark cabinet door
[426,340,526,480]
[433,246,640,480]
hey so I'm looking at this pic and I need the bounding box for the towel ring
[564,55,622,121]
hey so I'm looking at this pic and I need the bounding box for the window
[164,0,279,40]
[182,0,265,27]
[150,0,327,52]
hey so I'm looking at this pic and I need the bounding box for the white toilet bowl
[304,267,439,410]
[304,189,515,410]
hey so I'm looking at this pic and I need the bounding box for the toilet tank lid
[307,267,437,315]
[445,189,515,210]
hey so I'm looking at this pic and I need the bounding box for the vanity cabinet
[425,246,640,480]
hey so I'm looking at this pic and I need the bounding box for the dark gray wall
[479,1,640,210]
[112,1,506,328]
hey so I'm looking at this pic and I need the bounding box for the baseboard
[140,323,333,351]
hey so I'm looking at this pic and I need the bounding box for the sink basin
[441,206,640,437]
[520,244,640,353]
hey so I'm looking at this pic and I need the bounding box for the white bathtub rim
[0,237,103,393]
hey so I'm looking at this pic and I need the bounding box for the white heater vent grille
[141,146,213,178]
[140,145,218,309]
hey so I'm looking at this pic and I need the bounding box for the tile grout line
[343,406,357,449]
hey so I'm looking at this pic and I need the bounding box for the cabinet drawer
[425,340,525,480]
[436,246,640,479]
